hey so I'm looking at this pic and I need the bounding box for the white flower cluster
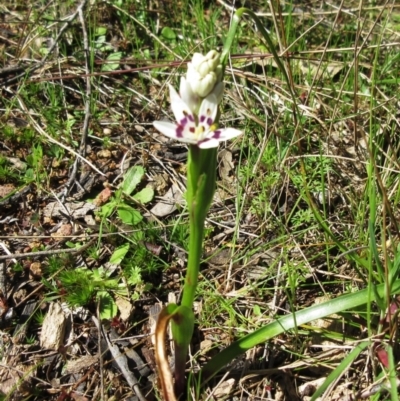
[153,51,243,149]
[187,50,223,98]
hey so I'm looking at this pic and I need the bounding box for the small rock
[200,339,213,353]
[115,297,134,321]
[93,187,112,207]
[40,302,69,349]
[51,224,72,239]
[97,149,112,158]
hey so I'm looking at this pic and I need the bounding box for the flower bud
[186,50,223,98]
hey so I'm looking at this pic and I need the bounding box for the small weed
[0,157,19,183]
[97,165,154,227]
[33,310,46,325]
[169,219,190,250]
[24,334,36,345]
[86,246,102,262]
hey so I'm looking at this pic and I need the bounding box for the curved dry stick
[155,308,177,401]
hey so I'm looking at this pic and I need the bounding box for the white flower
[179,76,199,114]
[153,85,243,149]
[180,77,224,115]
[186,50,223,98]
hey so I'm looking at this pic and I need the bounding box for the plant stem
[181,146,216,308]
[173,146,216,395]
[181,207,204,309]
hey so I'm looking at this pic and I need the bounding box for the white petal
[175,137,198,144]
[198,138,219,149]
[153,121,197,144]
[213,128,243,141]
[198,94,218,128]
[153,121,179,139]
[191,53,205,66]
[186,66,202,84]
[194,72,218,97]
[168,85,193,123]
[180,77,199,113]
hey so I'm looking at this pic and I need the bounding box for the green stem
[174,146,217,396]
[181,146,217,308]
[181,207,205,309]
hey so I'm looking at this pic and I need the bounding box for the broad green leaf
[253,305,261,316]
[25,168,34,181]
[200,278,400,384]
[95,35,106,49]
[133,187,154,204]
[143,49,151,59]
[161,26,176,40]
[122,166,145,195]
[110,243,130,264]
[97,291,118,320]
[102,52,123,72]
[117,206,143,225]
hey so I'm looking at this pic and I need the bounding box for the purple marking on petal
[179,117,188,126]
[199,115,206,123]
[176,125,184,138]
[188,114,195,122]
[206,117,213,126]
[212,129,221,139]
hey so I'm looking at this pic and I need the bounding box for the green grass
[1,0,400,400]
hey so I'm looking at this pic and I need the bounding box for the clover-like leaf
[102,52,123,72]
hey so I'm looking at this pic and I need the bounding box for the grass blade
[200,279,400,383]
[310,341,369,401]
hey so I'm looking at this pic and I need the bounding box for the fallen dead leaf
[93,187,112,206]
[150,183,184,217]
